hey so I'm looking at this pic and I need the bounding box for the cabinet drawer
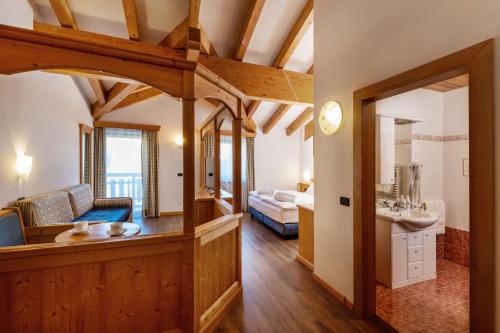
[408,261,423,279]
[407,231,422,246]
[407,245,423,263]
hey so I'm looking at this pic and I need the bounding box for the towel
[274,191,296,203]
[425,199,446,234]
[408,162,422,204]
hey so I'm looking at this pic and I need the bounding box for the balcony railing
[106,172,142,206]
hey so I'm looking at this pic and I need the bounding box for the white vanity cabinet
[376,219,437,289]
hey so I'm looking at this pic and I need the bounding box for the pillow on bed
[258,189,275,196]
[274,191,296,203]
[306,183,314,195]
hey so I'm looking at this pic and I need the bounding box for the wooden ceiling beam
[246,2,314,126]
[44,69,139,84]
[198,55,313,105]
[48,0,78,29]
[111,87,164,111]
[88,78,106,105]
[189,0,201,28]
[286,107,313,136]
[159,18,188,48]
[30,23,311,104]
[92,83,141,120]
[233,0,266,61]
[122,0,140,41]
[272,0,313,69]
[262,104,292,134]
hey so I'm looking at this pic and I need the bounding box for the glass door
[105,128,142,219]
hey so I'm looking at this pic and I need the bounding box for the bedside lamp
[16,154,32,180]
[174,134,184,147]
[303,169,312,182]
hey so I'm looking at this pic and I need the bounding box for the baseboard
[312,272,354,311]
[296,254,314,271]
[160,211,183,216]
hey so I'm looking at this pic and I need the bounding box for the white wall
[254,128,301,190]
[315,3,500,325]
[0,71,93,207]
[299,129,314,182]
[377,89,445,200]
[101,97,209,213]
[443,87,469,231]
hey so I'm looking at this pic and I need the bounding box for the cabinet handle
[415,266,418,269]
[415,250,418,253]
[403,237,407,240]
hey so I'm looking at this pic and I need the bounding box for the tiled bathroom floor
[376,259,469,332]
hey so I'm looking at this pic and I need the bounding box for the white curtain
[219,136,249,211]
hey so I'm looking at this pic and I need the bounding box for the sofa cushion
[0,210,25,246]
[74,207,131,223]
[64,184,94,218]
[29,191,75,226]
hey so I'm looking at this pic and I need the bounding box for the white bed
[248,190,314,224]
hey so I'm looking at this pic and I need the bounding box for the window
[105,128,142,218]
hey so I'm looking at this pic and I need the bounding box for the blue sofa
[15,184,132,227]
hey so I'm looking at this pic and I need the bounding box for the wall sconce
[303,169,312,182]
[16,154,32,180]
[319,100,343,135]
[174,134,184,147]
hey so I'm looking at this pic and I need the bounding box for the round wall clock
[319,100,343,135]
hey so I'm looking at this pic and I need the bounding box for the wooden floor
[215,214,385,333]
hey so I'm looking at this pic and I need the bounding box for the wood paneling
[0,235,187,333]
[262,104,291,134]
[195,215,242,332]
[353,40,494,332]
[286,107,313,136]
[233,0,266,61]
[424,74,469,92]
[122,0,140,41]
[297,205,314,270]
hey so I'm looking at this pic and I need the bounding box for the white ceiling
[6,0,314,132]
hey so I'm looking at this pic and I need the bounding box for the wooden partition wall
[0,23,248,333]
[0,213,243,333]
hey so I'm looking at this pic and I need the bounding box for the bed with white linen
[248,187,314,237]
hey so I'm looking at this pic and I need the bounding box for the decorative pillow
[258,189,275,197]
[30,191,75,226]
[306,182,314,195]
[64,184,94,218]
[274,191,296,203]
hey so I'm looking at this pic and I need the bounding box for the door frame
[353,40,495,332]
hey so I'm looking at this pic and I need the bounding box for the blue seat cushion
[0,212,25,246]
[74,207,131,222]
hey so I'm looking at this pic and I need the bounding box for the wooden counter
[297,204,314,270]
[195,188,233,225]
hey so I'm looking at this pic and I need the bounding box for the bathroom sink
[376,207,439,230]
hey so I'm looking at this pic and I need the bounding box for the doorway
[353,40,494,332]
[105,128,143,219]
